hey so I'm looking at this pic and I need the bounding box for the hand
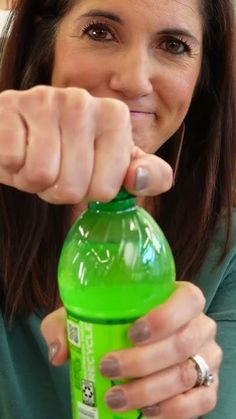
[0,86,172,203]
[41,282,222,419]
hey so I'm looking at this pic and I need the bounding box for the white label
[67,319,80,347]
[78,402,98,419]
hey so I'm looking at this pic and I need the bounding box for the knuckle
[161,161,173,192]
[130,352,147,375]
[0,151,23,171]
[139,383,156,406]
[208,317,217,338]
[200,391,217,413]
[40,307,65,338]
[175,326,197,359]
[66,87,91,114]
[22,86,56,113]
[29,85,53,102]
[40,314,50,338]
[102,98,130,125]
[26,166,57,188]
[216,344,223,366]
[214,375,219,391]
[185,282,206,311]
[179,360,196,390]
[0,89,17,109]
[148,307,170,333]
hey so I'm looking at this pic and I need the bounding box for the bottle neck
[88,190,136,212]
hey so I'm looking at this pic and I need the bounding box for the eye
[83,23,115,42]
[161,38,191,55]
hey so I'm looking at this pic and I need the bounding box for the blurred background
[0,0,15,8]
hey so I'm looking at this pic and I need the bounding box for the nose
[109,47,154,99]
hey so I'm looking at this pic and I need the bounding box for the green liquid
[59,237,175,322]
[58,196,176,419]
[61,278,174,323]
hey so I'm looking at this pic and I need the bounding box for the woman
[0,0,235,418]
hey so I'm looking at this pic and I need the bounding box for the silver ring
[190,354,214,387]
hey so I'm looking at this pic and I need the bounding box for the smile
[130,110,156,119]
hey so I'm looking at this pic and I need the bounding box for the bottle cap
[112,187,134,201]
[89,188,136,212]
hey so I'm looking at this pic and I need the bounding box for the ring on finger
[189,354,214,387]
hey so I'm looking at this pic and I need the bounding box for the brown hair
[0,0,235,321]
[158,1,236,277]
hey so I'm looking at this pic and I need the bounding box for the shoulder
[193,209,236,312]
[231,207,236,238]
[193,211,236,419]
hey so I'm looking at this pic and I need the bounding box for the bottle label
[67,314,142,419]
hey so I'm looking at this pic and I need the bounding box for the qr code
[82,380,95,407]
[67,319,80,347]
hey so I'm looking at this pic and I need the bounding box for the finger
[142,377,219,418]
[100,315,217,379]
[0,91,27,185]
[0,112,26,172]
[87,97,133,201]
[105,358,197,412]
[189,341,223,376]
[39,88,95,204]
[124,146,173,196]
[13,87,61,193]
[128,282,206,345]
[104,355,218,413]
[40,307,68,366]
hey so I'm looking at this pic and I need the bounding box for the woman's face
[52,0,203,153]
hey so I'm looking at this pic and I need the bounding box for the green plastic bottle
[58,190,176,419]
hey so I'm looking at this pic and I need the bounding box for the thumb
[40,306,69,366]
[124,146,173,196]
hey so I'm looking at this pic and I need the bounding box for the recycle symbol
[82,380,95,406]
[84,385,93,399]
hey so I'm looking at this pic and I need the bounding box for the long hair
[0,0,75,321]
[0,0,235,321]
[158,1,236,278]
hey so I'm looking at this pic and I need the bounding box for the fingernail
[105,389,127,409]
[135,167,149,191]
[48,340,60,362]
[142,405,160,417]
[128,319,151,343]
[100,357,120,378]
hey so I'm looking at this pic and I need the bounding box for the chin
[133,130,163,152]
[134,139,161,154]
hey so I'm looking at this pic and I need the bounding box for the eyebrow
[79,10,200,45]
[158,28,200,45]
[80,10,123,24]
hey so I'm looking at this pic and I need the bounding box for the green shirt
[0,210,236,419]
[0,312,71,419]
[194,209,236,419]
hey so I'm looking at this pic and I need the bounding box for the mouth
[130,110,156,119]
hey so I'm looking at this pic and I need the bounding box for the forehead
[68,0,203,34]
[70,0,202,20]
